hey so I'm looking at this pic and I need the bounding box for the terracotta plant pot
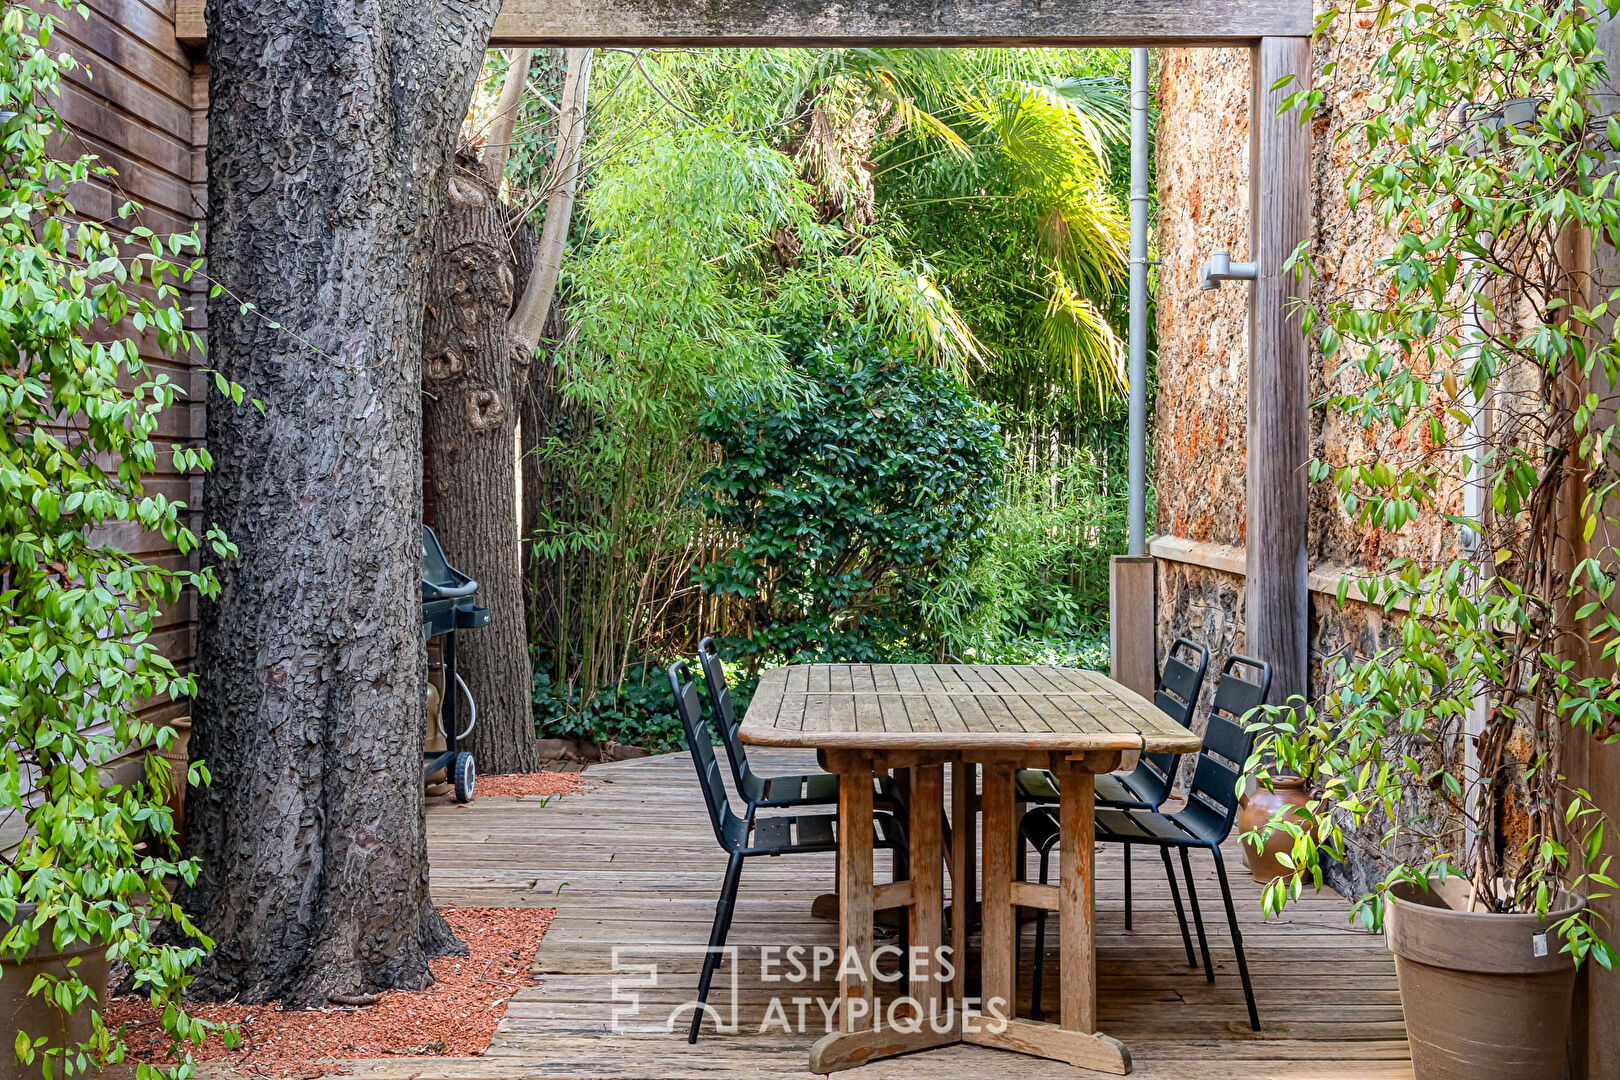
[1236,774,1309,882]
[1386,876,1584,1080]
[0,906,110,1080]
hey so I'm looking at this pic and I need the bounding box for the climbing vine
[1249,0,1620,965]
[1,2,235,1073]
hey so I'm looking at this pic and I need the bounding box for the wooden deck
[365,749,1412,1079]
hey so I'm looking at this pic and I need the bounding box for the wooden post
[1568,19,1620,1077]
[1246,36,1313,708]
[1109,554,1157,698]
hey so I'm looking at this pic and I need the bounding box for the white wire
[437,672,478,741]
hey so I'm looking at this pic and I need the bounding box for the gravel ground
[470,771,589,798]
[107,904,553,1075]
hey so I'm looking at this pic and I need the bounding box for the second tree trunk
[423,161,538,774]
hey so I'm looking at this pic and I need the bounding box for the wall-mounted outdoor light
[1457,96,1540,157]
[1198,250,1258,291]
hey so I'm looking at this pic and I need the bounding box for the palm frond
[817,237,986,372]
[1041,269,1126,402]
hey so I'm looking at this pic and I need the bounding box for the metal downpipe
[1127,47,1150,556]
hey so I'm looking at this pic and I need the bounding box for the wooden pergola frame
[172,1,1314,702]
[177,2,1315,1075]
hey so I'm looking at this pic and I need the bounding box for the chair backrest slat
[1156,638,1208,722]
[1183,653,1272,839]
[698,637,755,795]
[668,660,740,850]
[1139,637,1211,791]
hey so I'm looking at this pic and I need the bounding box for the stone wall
[1151,9,1446,895]
[1153,10,1431,678]
[1152,48,1251,548]
[1154,9,1460,556]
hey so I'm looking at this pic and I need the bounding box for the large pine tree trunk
[422,160,538,773]
[189,0,500,1005]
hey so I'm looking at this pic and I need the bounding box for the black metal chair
[697,636,895,819]
[668,660,908,1043]
[1020,653,1271,1031]
[1014,637,1210,929]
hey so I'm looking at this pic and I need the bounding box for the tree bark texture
[520,315,583,662]
[190,0,500,1006]
[423,159,538,774]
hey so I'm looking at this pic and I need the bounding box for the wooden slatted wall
[51,0,208,720]
[21,0,206,782]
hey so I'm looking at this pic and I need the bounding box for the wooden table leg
[948,759,974,1003]
[910,764,945,1021]
[1059,767,1097,1032]
[837,758,874,1034]
[962,761,1130,1075]
[978,763,1016,1020]
[810,761,960,1074]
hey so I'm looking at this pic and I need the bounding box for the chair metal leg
[1159,846,1196,967]
[690,852,744,1043]
[1123,841,1133,930]
[1031,846,1050,1022]
[1179,846,1214,983]
[1212,848,1261,1031]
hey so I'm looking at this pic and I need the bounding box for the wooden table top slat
[899,694,940,734]
[741,664,1204,752]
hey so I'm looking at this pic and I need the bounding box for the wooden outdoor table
[739,663,1201,1076]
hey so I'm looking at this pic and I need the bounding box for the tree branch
[508,48,593,362]
[482,48,535,185]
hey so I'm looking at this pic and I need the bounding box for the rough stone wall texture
[1155,11,1459,573]
[1154,12,1455,657]
[1153,561,1243,785]
[1302,9,1462,572]
[1152,48,1251,548]
[1152,9,1460,893]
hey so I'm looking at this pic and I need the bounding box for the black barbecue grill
[423,525,490,802]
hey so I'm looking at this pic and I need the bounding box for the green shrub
[694,326,1005,670]
[955,631,1111,671]
[533,664,689,753]
[918,441,1131,660]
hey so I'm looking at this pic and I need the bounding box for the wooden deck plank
[390,747,1412,1080]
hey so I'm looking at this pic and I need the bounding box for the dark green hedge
[694,326,1004,669]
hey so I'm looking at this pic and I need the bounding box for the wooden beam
[1570,19,1620,1080]
[1109,554,1156,698]
[175,1,205,46]
[176,0,1313,49]
[1245,37,1313,709]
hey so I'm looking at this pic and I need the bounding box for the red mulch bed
[106,907,552,1076]
[471,771,588,798]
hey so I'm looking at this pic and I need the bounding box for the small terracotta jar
[1236,774,1310,882]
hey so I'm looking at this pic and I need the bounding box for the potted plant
[0,4,235,1075]
[1244,2,1620,1078]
